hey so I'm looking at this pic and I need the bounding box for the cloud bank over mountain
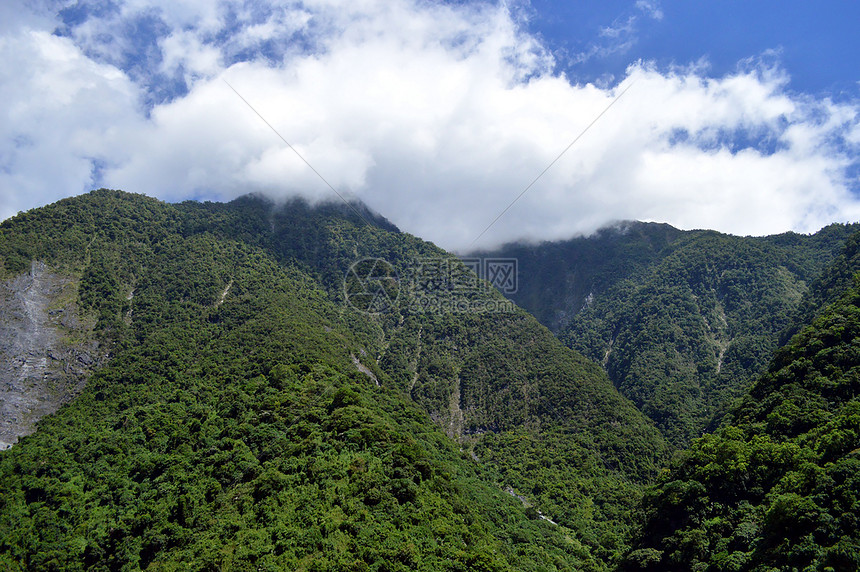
[2,0,858,250]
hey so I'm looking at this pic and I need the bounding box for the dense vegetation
[6,190,857,570]
[483,223,858,447]
[0,190,668,570]
[178,193,672,562]
[622,255,860,570]
[781,230,860,344]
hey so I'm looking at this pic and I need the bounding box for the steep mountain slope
[480,223,858,446]
[183,193,671,563]
[475,222,687,334]
[0,190,668,569]
[0,261,105,450]
[622,236,860,570]
[0,191,579,570]
[780,229,860,345]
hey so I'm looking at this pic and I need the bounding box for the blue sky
[528,0,859,98]
[1,0,858,250]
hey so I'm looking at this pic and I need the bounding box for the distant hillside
[474,222,687,333]
[0,190,668,570]
[622,232,860,570]
[780,230,860,344]
[480,222,859,446]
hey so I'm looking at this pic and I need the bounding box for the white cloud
[159,29,222,80]
[601,16,637,40]
[1,0,858,251]
[574,0,663,66]
[0,24,142,218]
[635,0,663,21]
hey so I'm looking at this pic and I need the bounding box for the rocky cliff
[0,261,105,449]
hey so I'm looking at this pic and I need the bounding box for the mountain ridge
[0,189,667,570]
[622,239,860,570]
[3,189,858,570]
[480,221,860,446]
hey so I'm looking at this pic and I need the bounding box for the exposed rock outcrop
[0,262,106,449]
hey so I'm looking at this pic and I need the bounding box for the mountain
[478,222,859,446]
[0,190,668,570]
[780,229,860,344]
[621,233,860,571]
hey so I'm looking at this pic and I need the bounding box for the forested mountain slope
[480,223,858,446]
[0,190,668,570]
[472,222,687,333]
[622,233,860,571]
[781,229,860,344]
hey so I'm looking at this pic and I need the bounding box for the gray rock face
[0,262,105,449]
